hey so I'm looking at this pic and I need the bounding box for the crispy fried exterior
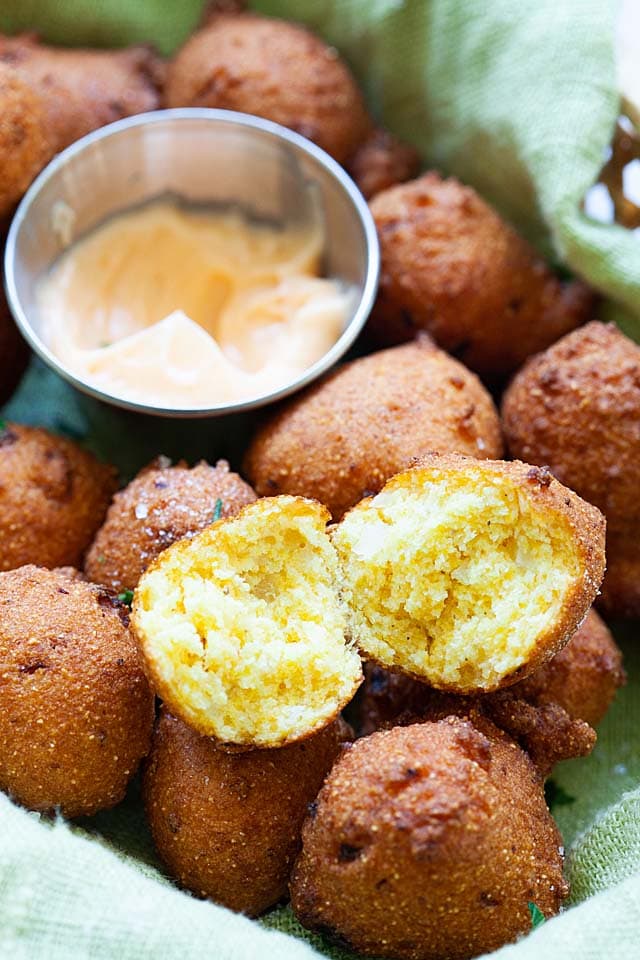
[368,173,595,379]
[0,62,51,217]
[347,128,421,200]
[243,338,504,521]
[85,458,256,593]
[291,719,568,960]
[360,609,624,736]
[334,454,605,693]
[0,422,117,572]
[144,708,350,916]
[502,322,640,618]
[0,34,163,153]
[165,12,371,163]
[0,565,154,817]
[0,281,29,404]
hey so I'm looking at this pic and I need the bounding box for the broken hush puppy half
[332,454,605,693]
[132,496,363,748]
[133,456,604,747]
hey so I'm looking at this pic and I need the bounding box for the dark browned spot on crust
[18,661,48,675]
[526,465,553,487]
[96,590,130,628]
[338,843,363,862]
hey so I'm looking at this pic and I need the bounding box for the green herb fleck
[545,779,576,810]
[212,498,223,522]
[118,589,134,607]
[97,555,106,565]
[528,902,546,929]
[0,419,5,433]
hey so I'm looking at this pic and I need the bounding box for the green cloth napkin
[2,1,640,958]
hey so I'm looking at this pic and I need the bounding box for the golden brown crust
[0,62,51,217]
[244,338,504,520]
[0,277,29,405]
[0,565,154,817]
[0,423,118,572]
[502,321,640,619]
[165,11,371,164]
[143,707,350,916]
[347,128,421,200]
[0,34,163,153]
[84,458,257,592]
[290,718,568,959]
[368,172,595,379]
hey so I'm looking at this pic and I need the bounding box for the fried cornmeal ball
[0,34,163,154]
[132,496,363,748]
[144,707,350,916]
[290,718,568,960]
[0,423,117,572]
[165,11,371,164]
[85,458,256,593]
[0,63,51,217]
[347,128,421,200]
[243,337,504,521]
[0,565,154,818]
[368,173,595,380]
[332,454,605,692]
[360,610,624,738]
[502,321,640,619]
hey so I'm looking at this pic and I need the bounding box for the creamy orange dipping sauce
[37,200,355,408]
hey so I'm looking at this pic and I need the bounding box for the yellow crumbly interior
[134,497,362,746]
[331,468,581,691]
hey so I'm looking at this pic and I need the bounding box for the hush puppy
[165,11,371,164]
[0,62,51,217]
[132,496,363,748]
[0,565,154,817]
[243,337,504,521]
[144,707,350,916]
[0,423,117,572]
[348,128,421,200]
[85,458,256,593]
[333,454,605,693]
[369,173,595,379]
[0,34,163,154]
[502,322,640,618]
[291,718,568,960]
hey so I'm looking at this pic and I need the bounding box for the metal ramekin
[4,109,379,418]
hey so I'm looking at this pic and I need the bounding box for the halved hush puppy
[132,496,363,748]
[332,455,605,692]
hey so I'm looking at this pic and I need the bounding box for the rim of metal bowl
[4,108,380,419]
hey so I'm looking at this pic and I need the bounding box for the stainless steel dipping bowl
[4,109,379,418]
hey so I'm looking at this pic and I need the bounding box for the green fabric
[2,0,640,958]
